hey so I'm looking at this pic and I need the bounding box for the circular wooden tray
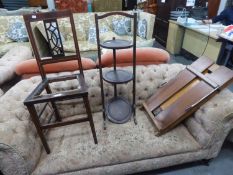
[106,97,132,124]
[100,39,133,49]
[103,69,133,84]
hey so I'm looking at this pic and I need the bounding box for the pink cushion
[96,47,170,67]
[15,58,96,76]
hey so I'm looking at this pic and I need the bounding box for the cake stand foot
[133,116,137,125]
[103,120,107,130]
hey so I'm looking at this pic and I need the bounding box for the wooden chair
[23,10,97,154]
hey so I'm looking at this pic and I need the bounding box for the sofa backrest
[0,16,24,44]
[35,11,155,43]
[72,11,155,40]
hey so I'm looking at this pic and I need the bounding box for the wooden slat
[38,102,49,119]
[154,81,214,131]
[206,66,233,89]
[160,78,200,110]
[23,10,72,22]
[145,56,214,111]
[31,88,88,103]
[42,117,89,129]
[187,65,219,88]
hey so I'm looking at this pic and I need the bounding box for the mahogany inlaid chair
[23,10,97,154]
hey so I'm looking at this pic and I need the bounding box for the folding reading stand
[143,56,233,135]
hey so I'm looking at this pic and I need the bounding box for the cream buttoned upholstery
[0,46,32,86]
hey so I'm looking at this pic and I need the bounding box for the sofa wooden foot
[201,159,213,166]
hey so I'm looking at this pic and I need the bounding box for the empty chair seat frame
[23,10,97,154]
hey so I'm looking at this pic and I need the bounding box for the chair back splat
[23,10,84,79]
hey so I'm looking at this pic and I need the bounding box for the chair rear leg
[27,104,51,154]
[45,85,62,122]
[50,101,62,122]
[83,96,98,144]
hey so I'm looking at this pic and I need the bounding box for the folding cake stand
[95,12,137,129]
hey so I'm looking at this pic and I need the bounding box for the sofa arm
[0,46,32,85]
[0,143,29,175]
[138,11,155,40]
[184,89,233,149]
[0,77,47,174]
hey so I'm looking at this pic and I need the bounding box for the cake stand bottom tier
[105,97,133,124]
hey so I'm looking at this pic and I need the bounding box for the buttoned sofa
[1,63,233,175]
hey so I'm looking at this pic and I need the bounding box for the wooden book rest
[143,56,233,135]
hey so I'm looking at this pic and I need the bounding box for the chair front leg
[83,96,98,144]
[26,104,51,154]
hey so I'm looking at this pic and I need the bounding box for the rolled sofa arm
[0,46,32,85]
[0,77,45,174]
[0,143,29,175]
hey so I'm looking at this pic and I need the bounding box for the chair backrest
[23,10,84,79]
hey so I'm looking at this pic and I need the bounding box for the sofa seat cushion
[15,58,96,75]
[97,47,170,67]
[33,109,200,175]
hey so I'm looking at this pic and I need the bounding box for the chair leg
[26,104,51,154]
[83,96,98,144]
[50,101,62,122]
[103,111,107,130]
[45,85,62,122]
